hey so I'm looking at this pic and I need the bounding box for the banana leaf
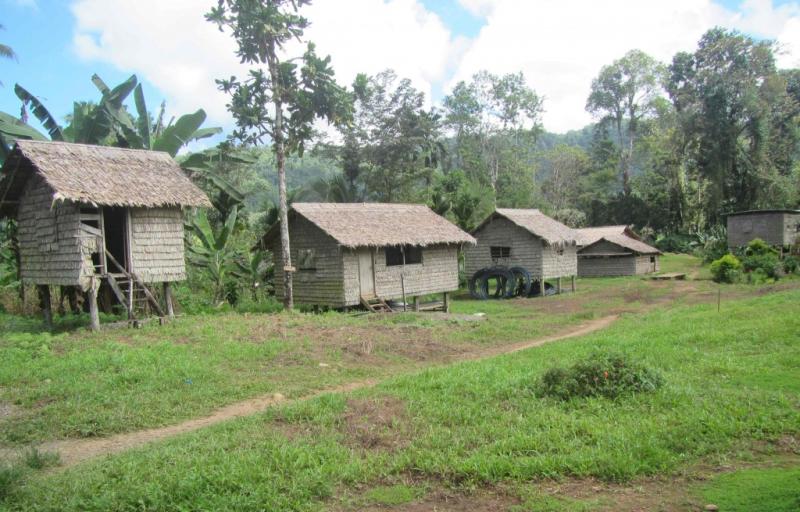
[14,85,64,141]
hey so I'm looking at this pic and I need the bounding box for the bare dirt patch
[341,396,409,452]
[0,401,20,421]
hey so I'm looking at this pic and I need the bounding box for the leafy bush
[744,238,777,257]
[696,226,729,263]
[536,352,664,400]
[710,254,742,283]
[742,254,781,280]
[654,233,697,254]
[782,255,799,274]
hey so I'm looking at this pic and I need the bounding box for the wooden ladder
[104,249,165,319]
[360,296,393,313]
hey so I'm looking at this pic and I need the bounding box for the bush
[537,351,664,400]
[742,251,781,281]
[782,255,799,274]
[710,254,742,283]
[744,238,776,257]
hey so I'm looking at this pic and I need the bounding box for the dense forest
[1,19,799,308]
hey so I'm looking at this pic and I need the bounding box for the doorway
[357,249,375,298]
[102,207,129,273]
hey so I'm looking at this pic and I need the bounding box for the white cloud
[451,0,800,133]
[71,0,800,136]
[70,0,456,128]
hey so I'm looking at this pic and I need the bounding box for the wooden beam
[38,285,52,330]
[557,277,562,295]
[88,277,100,331]
[571,275,576,292]
[443,292,450,313]
[163,282,175,318]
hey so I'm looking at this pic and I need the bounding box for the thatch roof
[0,140,212,215]
[475,209,578,246]
[263,202,476,248]
[577,225,660,255]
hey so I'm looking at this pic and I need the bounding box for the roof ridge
[17,139,173,158]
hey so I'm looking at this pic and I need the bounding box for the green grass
[0,254,710,445]
[695,466,800,512]
[3,284,798,511]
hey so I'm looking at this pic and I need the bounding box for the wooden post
[571,275,576,292]
[413,296,420,312]
[539,279,545,298]
[443,292,450,313]
[400,274,407,312]
[89,277,100,331]
[557,277,562,295]
[163,282,175,319]
[38,285,53,330]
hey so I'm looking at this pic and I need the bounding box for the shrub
[782,255,799,274]
[537,351,664,400]
[744,238,776,257]
[710,254,742,283]
[742,253,781,280]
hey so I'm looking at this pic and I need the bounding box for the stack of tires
[468,267,556,299]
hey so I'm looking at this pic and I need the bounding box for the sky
[1,0,799,137]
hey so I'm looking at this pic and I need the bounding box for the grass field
[0,254,724,445]
[1,254,798,511]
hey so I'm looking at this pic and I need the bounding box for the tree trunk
[268,44,293,310]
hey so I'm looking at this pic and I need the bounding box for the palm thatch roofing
[474,209,578,246]
[0,140,211,216]
[576,225,660,255]
[263,202,476,249]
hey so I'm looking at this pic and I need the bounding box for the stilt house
[726,209,800,249]
[261,203,475,311]
[0,140,212,328]
[465,209,578,293]
[576,226,660,277]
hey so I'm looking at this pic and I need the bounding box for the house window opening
[298,248,317,270]
[490,246,511,259]
[386,245,423,266]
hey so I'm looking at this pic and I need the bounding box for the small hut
[261,203,475,311]
[0,140,212,329]
[465,209,578,294]
[576,226,660,277]
[726,209,800,249]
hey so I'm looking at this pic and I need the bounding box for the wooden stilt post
[413,296,420,312]
[571,275,576,292]
[539,278,545,298]
[89,277,100,331]
[557,277,562,295]
[443,292,450,313]
[163,282,175,319]
[38,285,52,330]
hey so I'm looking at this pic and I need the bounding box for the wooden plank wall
[17,175,86,288]
[271,215,346,307]
[129,207,186,282]
[464,217,544,277]
[578,255,636,277]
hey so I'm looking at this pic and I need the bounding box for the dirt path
[30,314,618,469]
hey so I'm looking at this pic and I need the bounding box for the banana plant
[186,206,239,304]
[0,74,222,160]
[233,250,268,301]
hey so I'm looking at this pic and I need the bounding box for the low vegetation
[1,276,797,510]
[535,351,663,400]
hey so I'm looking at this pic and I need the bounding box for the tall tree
[341,70,442,201]
[666,28,797,224]
[442,71,542,203]
[207,0,351,309]
[586,49,664,195]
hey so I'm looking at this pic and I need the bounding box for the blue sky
[1,0,799,135]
